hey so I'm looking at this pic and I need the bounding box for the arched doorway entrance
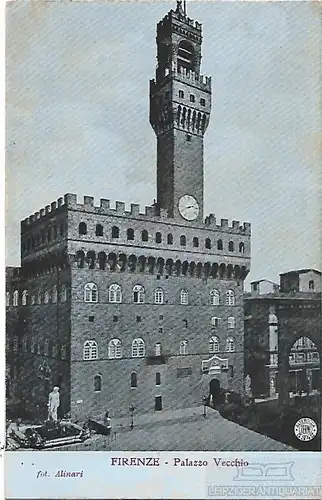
[209,378,221,405]
[287,337,320,396]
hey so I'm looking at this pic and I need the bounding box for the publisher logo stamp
[294,418,317,442]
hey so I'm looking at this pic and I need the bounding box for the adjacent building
[244,269,321,399]
[6,1,251,421]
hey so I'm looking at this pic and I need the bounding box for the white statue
[270,378,275,395]
[48,386,60,421]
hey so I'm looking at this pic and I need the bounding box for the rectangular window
[190,94,195,102]
[159,315,163,320]
[179,90,184,98]
[200,98,206,106]
[113,315,118,322]
[186,134,191,142]
[89,316,94,322]
[136,316,141,322]
[177,367,192,378]
[180,291,189,305]
[155,396,162,411]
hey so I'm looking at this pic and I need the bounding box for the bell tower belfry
[150,1,211,223]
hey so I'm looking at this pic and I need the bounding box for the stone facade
[6,2,251,421]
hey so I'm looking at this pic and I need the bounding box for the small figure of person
[7,418,28,447]
[48,386,60,421]
[103,411,111,435]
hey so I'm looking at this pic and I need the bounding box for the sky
[5,0,321,288]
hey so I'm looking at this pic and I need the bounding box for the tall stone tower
[150,0,211,223]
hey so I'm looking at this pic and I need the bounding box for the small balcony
[146,349,169,366]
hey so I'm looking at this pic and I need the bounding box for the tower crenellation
[21,193,250,235]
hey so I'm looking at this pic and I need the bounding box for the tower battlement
[158,3,202,37]
[150,65,211,94]
[204,214,251,235]
[21,193,251,236]
[20,193,170,229]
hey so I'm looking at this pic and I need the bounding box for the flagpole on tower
[183,0,187,15]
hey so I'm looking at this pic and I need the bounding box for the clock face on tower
[178,195,200,221]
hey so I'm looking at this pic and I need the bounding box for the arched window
[60,285,67,303]
[309,280,315,291]
[142,230,148,242]
[226,290,235,306]
[180,235,186,246]
[180,340,188,355]
[177,40,195,71]
[228,241,234,252]
[94,374,102,392]
[180,289,189,305]
[84,283,98,303]
[131,372,137,388]
[205,238,211,249]
[154,288,164,304]
[209,336,219,354]
[37,290,42,305]
[228,316,235,329]
[96,224,103,236]
[52,285,57,304]
[109,283,122,303]
[226,337,235,352]
[127,228,134,240]
[217,239,223,250]
[44,290,50,304]
[155,342,161,356]
[156,232,162,243]
[108,338,122,359]
[79,222,87,235]
[209,289,220,305]
[193,237,199,248]
[167,234,173,245]
[83,340,98,360]
[156,372,161,386]
[211,316,219,328]
[239,242,245,253]
[6,292,10,307]
[132,338,145,357]
[22,290,28,306]
[13,290,19,307]
[112,226,119,238]
[133,285,145,303]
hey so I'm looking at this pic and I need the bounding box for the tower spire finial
[176,0,184,15]
[184,0,187,15]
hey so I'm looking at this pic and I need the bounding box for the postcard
[4,1,321,499]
